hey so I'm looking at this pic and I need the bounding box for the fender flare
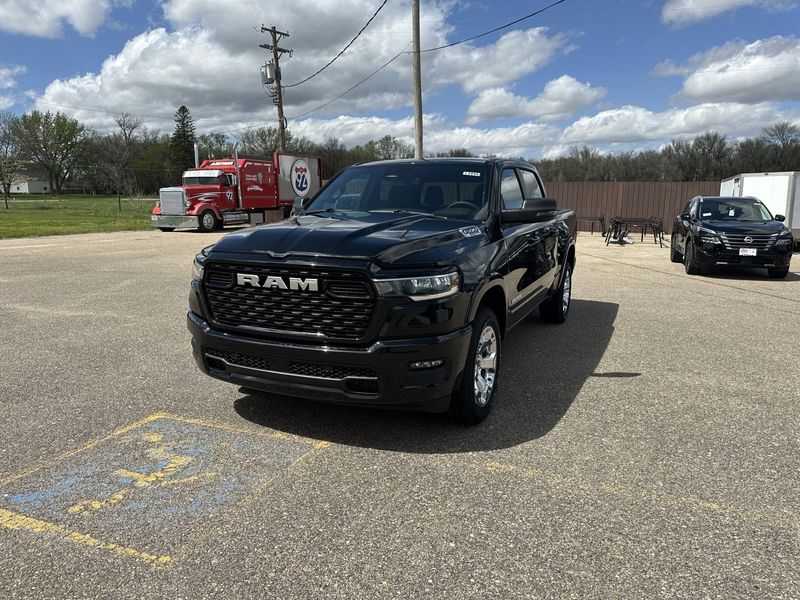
[466,275,506,325]
[187,201,222,221]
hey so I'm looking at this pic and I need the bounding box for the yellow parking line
[0,508,171,565]
[484,461,800,530]
[155,412,321,446]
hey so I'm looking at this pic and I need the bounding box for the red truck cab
[152,153,322,232]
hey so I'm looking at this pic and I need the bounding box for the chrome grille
[159,188,186,215]
[719,233,772,250]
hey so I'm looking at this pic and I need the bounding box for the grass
[0,195,158,239]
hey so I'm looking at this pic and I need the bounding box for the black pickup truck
[188,158,577,423]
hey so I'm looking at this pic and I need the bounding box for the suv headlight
[374,271,460,301]
[192,244,215,281]
[697,226,721,244]
[775,229,793,245]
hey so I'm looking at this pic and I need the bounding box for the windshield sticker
[728,209,735,217]
[702,212,712,217]
[463,171,481,177]
[460,226,482,238]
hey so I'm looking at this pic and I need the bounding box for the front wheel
[768,267,789,279]
[539,262,572,324]
[669,234,683,263]
[198,210,219,233]
[684,240,701,275]
[451,308,501,425]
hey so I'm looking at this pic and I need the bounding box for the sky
[0,0,799,158]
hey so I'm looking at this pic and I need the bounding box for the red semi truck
[151,152,322,232]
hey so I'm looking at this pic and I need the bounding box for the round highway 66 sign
[291,159,310,197]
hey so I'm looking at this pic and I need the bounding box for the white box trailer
[720,172,800,240]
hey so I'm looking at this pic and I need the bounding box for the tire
[768,267,789,279]
[539,262,572,324]
[451,308,501,425]
[158,227,175,232]
[669,234,683,263]
[198,210,219,233]
[684,240,701,275]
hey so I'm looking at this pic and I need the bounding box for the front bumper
[187,311,472,412]
[151,214,199,229]
[695,243,793,269]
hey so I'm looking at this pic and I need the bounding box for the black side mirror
[679,213,691,221]
[775,214,786,222]
[502,197,557,224]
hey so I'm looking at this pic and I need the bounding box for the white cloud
[661,0,798,26]
[561,102,793,144]
[32,1,571,132]
[466,75,606,124]
[655,36,800,103]
[429,28,574,94]
[0,65,26,110]
[0,65,26,89]
[0,0,111,38]
[290,114,561,157]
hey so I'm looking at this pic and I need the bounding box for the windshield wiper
[302,208,349,219]
[368,209,447,219]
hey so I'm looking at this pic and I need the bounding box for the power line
[419,0,567,53]
[285,0,569,120]
[283,0,390,89]
[286,49,407,120]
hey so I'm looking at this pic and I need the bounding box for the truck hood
[699,220,787,235]
[211,212,486,265]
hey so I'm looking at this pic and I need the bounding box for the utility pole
[259,26,292,152]
[411,0,423,159]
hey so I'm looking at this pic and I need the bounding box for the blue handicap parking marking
[0,413,325,563]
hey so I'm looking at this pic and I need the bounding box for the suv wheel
[684,240,701,275]
[451,308,501,425]
[768,267,789,279]
[669,234,683,263]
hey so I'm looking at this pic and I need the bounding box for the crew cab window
[500,169,524,209]
[518,170,543,199]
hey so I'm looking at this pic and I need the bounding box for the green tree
[13,110,88,194]
[198,132,230,160]
[169,105,196,178]
[0,111,25,208]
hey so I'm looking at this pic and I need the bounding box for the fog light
[410,359,444,370]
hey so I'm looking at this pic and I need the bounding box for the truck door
[221,173,238,208]
[500,168,554,327]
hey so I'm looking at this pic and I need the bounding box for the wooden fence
[543,181,720,235]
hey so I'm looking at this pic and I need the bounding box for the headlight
[192,244,215,281]
[697,226,721,244]
[775,229,793,245]
[374,271,460,301]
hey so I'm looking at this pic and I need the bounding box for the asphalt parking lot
[1,230,798,599]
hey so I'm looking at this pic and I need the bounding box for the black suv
[671,196,793,278]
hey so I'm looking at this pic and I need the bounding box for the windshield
[305,162,490,221]
[183,176,219,186]
[699,198,773,222]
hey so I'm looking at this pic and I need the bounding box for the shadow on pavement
[234,299,619,453]
[700,267,799,282]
